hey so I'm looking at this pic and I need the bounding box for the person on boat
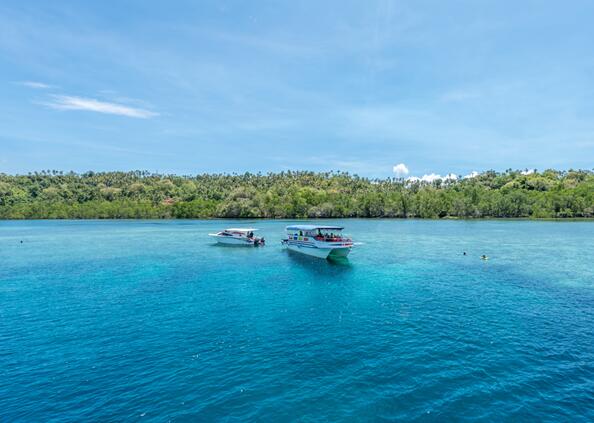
[481,255,488,260]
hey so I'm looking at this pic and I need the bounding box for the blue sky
[1,0,593,178]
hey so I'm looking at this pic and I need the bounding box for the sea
[1,219,593,421]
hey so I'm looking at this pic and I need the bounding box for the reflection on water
[285,248,353,276]
[212,243,260,248]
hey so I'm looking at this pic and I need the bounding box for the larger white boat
[281,225,353,259]
[209,228,265,246]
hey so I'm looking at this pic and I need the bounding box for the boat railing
[313,235,352,243]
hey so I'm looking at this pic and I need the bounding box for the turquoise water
[1,220,593,421]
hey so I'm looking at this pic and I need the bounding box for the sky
[1,0,594,178]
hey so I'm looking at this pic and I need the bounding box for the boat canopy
[286,225,344,231]
[224,228,258,232]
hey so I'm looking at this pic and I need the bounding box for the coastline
[2,217,593,221]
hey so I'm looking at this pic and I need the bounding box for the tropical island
[0,169,592,219]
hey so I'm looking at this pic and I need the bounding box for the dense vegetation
[0,169,593,219]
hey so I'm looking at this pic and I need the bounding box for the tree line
[0,169,592,219]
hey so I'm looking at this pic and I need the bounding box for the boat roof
[286,225,344,231]
[224,228,258,232]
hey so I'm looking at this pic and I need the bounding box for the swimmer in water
[481,255,488,260]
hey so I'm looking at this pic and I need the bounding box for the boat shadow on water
[211,243,263,248]
[285,249,353,277]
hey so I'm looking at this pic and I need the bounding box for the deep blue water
[1,219,593,421]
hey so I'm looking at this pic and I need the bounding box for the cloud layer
[406,171,481,183]
[20,81,53,89]
[463,171,479,179]
[44,95,158,119]
[407,173,458,183]
[393,163,480,183]
[393,163,409,177]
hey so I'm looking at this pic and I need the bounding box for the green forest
[0,169,593,219]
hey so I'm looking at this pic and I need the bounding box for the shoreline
[2,217,593,222]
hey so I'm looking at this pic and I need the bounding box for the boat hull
[210,235,256,246]
[285,243,351,259]
[327,246,351,258]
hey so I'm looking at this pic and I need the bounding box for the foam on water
[1,219,593,421]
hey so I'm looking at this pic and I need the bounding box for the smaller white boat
[209,228,265,246]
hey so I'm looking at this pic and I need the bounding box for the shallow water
[1,219,593,421]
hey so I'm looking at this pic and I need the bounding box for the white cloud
[419,173,443,183]
[444,173,458,181]
[20,81,53,89]
[407,173,442,183]
[392,163,409,177]
[43,95,158,119]
[406,172,458,183]
[521,169,535,175]
[463,171,480,179]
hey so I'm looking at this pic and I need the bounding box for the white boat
[281,225,353,259]
[209,228,265,246]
